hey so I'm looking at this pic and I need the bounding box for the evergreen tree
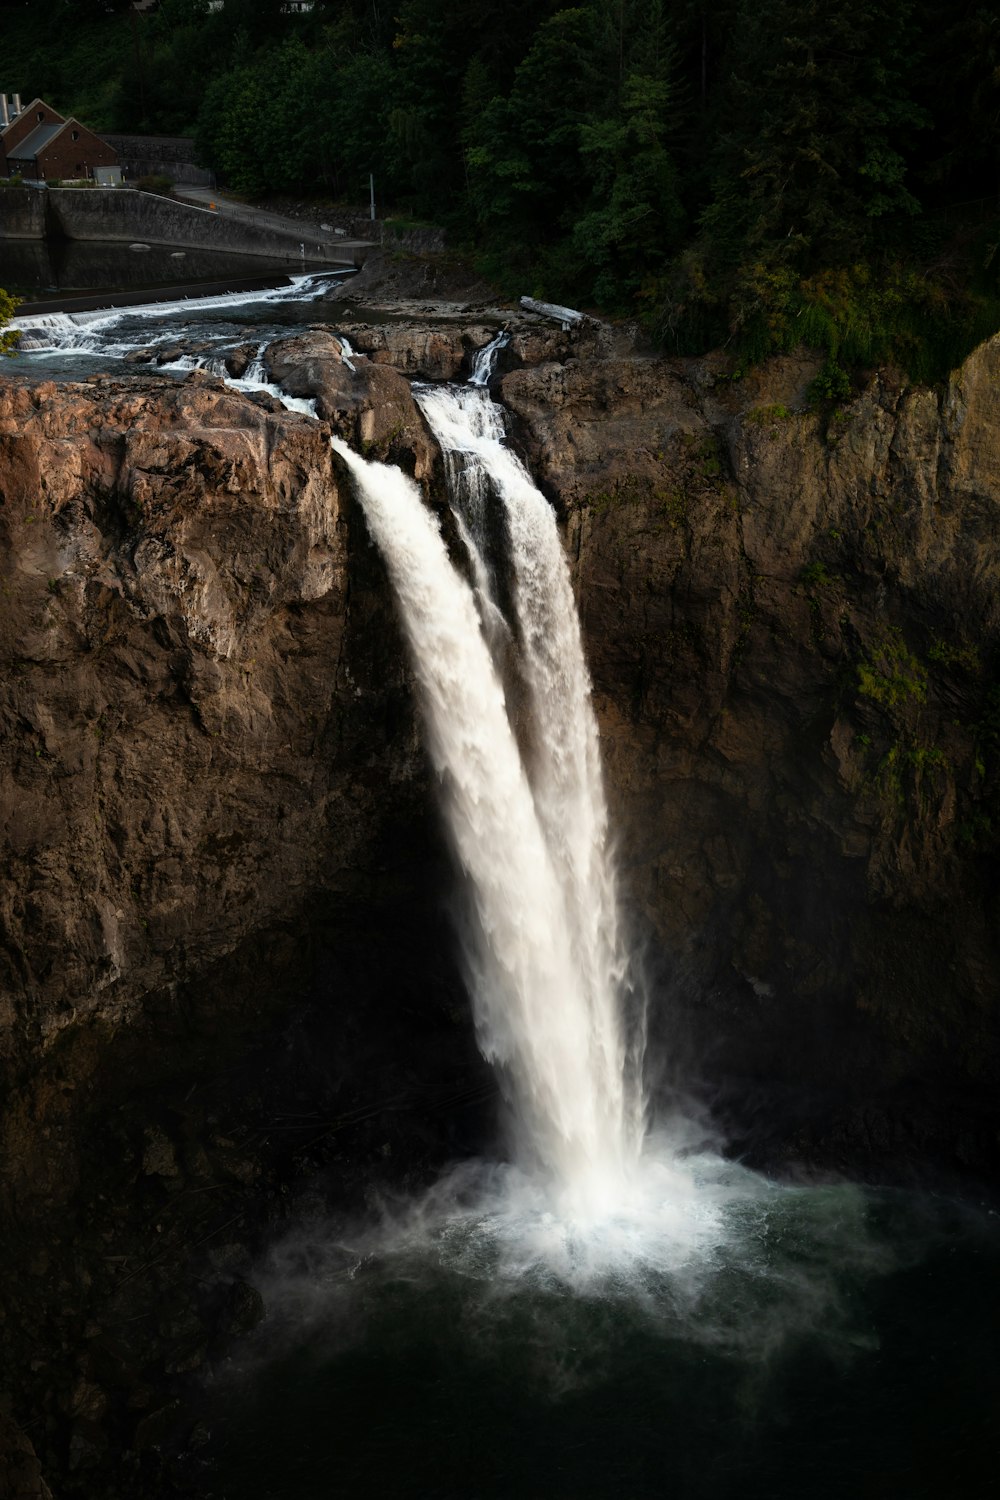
[912,2,1000,204]
[705,0,926,265]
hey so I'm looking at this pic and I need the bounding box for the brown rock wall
[503,344,1000,1172]
[0,370,439,1202]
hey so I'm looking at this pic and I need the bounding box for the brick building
[0,98,120,183]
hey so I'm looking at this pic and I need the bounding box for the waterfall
[242,340,269,384]
[332,358,644,1216]
[156,340,319,418]
[415,376,645,1155]
[468,329,509,386]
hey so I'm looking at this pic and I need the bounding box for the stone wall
[0,185,47,238]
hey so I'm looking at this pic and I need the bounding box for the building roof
[7,121,64,160]
[0,99,54,140]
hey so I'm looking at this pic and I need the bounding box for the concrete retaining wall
[0,187,48,240]
[1,188,360,265]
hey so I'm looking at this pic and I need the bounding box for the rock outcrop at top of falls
[2,325,999,1199]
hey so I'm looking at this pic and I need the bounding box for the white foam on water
[13,272,334,355]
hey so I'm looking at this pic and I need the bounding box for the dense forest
[2,0,1000,377]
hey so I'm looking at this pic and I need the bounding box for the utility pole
[369,173,375,222]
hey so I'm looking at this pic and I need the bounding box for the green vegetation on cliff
[0,289,20,356]
[4,0,1000,376]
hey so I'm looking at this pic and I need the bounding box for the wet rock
[134,1400,182,1454]
[68,1416,107,1470]
[188,1418,212,1451]
[182,366,225,389]
[224,342,260,379]
[337,321,496,381]
[67,1377,108,1422]
[163,1341,208,1376]
[0,1410,53,1499]
[142,1126,180,1179]
[267,328,437,479]
[206,1241,253,1276]
[331,307,599,382]
[220,1278,265,1338]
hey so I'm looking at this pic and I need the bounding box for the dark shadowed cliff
[1,319,998,1493]
[501,341,1000,1171]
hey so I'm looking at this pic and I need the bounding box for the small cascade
[469,328,510,387]
[241,340,269,384]
[415,383,503,640]
[224,340,316,416]
[15,307,130,354]
[154,338,318,418]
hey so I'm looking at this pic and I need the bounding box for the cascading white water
[333,359,643,1213]
[13,273,335,356]
[155,340,318,418]
[18,289,647,1216]
[415,372,646,1161]
[469,328,509,386]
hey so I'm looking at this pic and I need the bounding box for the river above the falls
[10,270,360,383]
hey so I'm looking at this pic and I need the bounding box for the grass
[857,629,928,710]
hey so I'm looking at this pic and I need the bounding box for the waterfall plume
[331,419,643,1217]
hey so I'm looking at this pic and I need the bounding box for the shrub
[0,288,21,357]
[136,174,175,197]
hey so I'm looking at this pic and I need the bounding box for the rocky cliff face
[501,343,1000,1174]
[0,349,494,1494]
[3,318,998,1196]
[1,313,998,1492]
[0,367,431,1200]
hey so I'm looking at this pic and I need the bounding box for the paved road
[174,186,373,256]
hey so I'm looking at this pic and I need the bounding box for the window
[36,111,44,122]
[71,130,79,141]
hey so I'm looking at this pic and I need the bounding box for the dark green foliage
[706,0,925,259]
[136,173,175,197]
[3,0,1000,376]
[462,2,686,307]
[0,289,21,358]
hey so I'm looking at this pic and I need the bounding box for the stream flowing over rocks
[1,297,998,1494]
